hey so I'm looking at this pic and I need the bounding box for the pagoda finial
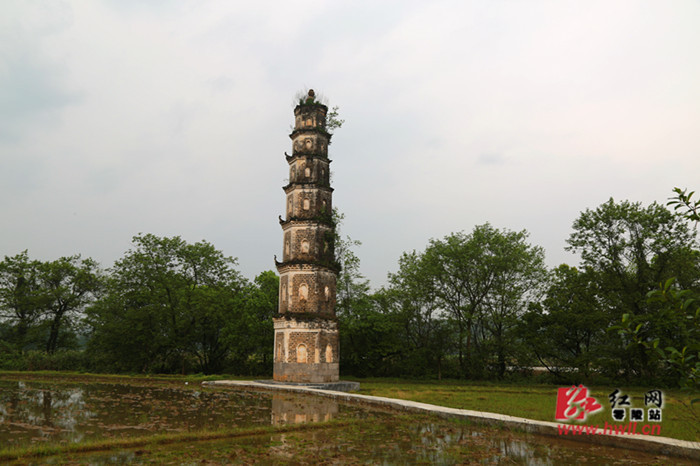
[306,89,315,103]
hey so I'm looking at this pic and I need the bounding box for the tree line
[1,190,698,388]
[337,192,699,389]
[0,235,277,375]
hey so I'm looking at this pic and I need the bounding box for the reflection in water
[270,393,338,425]
[268,395,341,461]
[493,437,551,465]
[0,379,278,446]
[0,382,90,444]
[0,379,372,448]
[0,378,693,465]
[41,390,52,427]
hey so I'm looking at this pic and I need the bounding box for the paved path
[204,380,700,461]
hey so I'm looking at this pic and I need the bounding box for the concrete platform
[253,379,360,392]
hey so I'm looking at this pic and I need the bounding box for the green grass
[350,377,699,442]
[0,418,355,463]
[0,369,249,386]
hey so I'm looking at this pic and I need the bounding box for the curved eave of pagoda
[275,312,338,323]
[279,216,334,228]
[282,183,334,194]
[285,151,333,164]
[289,128,333,141]
[295,102,328,112]
[274,259,341,274]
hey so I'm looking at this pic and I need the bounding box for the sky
[2,0,699,288]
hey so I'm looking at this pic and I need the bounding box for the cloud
[476,153,506,166]
[0,1,80,142]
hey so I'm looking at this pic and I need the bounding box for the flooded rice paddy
[0,378,373,446]
[0,375,693,464]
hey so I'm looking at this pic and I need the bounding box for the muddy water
[0,379,373,447]
[53,414,695,465]
[0,378,694,464]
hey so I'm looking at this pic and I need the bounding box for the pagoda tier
[276,218,337,267]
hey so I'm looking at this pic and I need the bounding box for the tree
[422,225,547,378]
[384,251,453,378]
[332,209,370,317]
[338,290,405,377]
[329,210,400,376]
[87,234,246,373]
[479,234,547,378]
[0,252,101,355]
[38,256,102,354]
[567,198,698,290]
[518,265,607,380]
[668,187,700,224]
[611,189,700,391]
[662,188,700,390]
[326,106,344,134]
[645,279,698,389]
[0,251,42,352]
[224,270,278,375]
[567,198,700,380]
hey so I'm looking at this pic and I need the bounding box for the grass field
[349,377,699,442]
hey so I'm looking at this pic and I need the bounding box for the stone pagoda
[273,90,340,383]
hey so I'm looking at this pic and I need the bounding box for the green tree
[662,188,700,390]
[224,270,278,375]
[332,209,370,317]
[87,234,246,373]
[668,187,700,224]
[645,279,699,389]
[479,234,547,378]
[383,251,454,378]
[612,189,700,391]
[0,252,101,355]
[567,198,700,380]
[338,289,404,377]
[422,225,547,378]
[38,256,102,354]
[518,265,607,380]
[328,211,410,377]
[0,251,42,352]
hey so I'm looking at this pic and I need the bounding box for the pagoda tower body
[273,90,339,383]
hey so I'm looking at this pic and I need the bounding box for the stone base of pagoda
[273,316,339,383]
[255,379,360,392]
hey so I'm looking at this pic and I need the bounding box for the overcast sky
[2,0,699,287]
